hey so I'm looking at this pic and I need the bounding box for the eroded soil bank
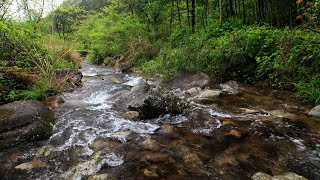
[0,63,319,180]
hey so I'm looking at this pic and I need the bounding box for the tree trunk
[229,0,234,16]
[176,0,181,25]
[186,0,190,27]
[191,0,195,32]
[242,0,246,24]
[219,0,222,24]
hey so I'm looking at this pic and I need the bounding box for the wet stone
[269,110,296,119]
[251,172,307,180]
[222,119,237,126]
[15,159,49,170]
[251,172,273,180]
[125,111,140,120]
[158,124,176,136]
[141,138,159,151]
[219,80,241,95]
[239,108,260,114]
[196,89,221,103]
[89,139,121,152]
[112,77,123,84]
[308,105,320,118]
[186,87,202,97]
[35,145,56,160]
[144,153,169,163]
[183,152,204,174]
[225,129,242,139]
[143,166,159,178]
[88,173,110,180]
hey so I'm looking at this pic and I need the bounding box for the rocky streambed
[0,62,320,180]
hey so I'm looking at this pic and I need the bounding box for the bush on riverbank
[74,6,319,105]
[77,10,148,64]
[0,20,77,103]
[139,25,320,104]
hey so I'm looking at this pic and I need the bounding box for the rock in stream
[0,100,55,149]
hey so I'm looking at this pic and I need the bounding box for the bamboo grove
[119,0,319,32]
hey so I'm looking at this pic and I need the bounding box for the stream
[1,63,320,180]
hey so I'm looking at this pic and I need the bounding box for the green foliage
[294,75,320,105]
[17,76,63,100]
[139,24,320,104]
[52,5,88,40]
[77,10,147,64]
[0,19,77,103]
[142,47,183,81]
[0,20,47,69]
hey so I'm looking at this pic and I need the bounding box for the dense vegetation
[0,0,319,104]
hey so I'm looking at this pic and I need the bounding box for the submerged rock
[252,172,273,180]
[143,166,159,178]
[183,152,204,174]
[15,159,49,170]
[158,124,176,136]
[88,173,110,180]
[225,129,242,139]
[0,100,55,149]
[141,138,159,151]
[61,151,123,179]
[143,153,169,163]
[308,105,320,118]
[251,172,307,180]
[239,108,260,114]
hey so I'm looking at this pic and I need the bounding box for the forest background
[0,0,319,104]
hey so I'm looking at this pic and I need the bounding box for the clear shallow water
[1,63,320,180]
[44,63,160,179]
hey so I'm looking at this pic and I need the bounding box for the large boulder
[128,87,190,119]
[0,100,55,149]
[308,105,320,118]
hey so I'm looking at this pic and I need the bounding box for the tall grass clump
[0,20,79,102]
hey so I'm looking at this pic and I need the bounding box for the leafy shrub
[0,20,77,102]
[140,25,319,104]
[77,11,147,64]
[294,75,320,105]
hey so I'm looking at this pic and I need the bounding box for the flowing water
[1,63,320,180]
